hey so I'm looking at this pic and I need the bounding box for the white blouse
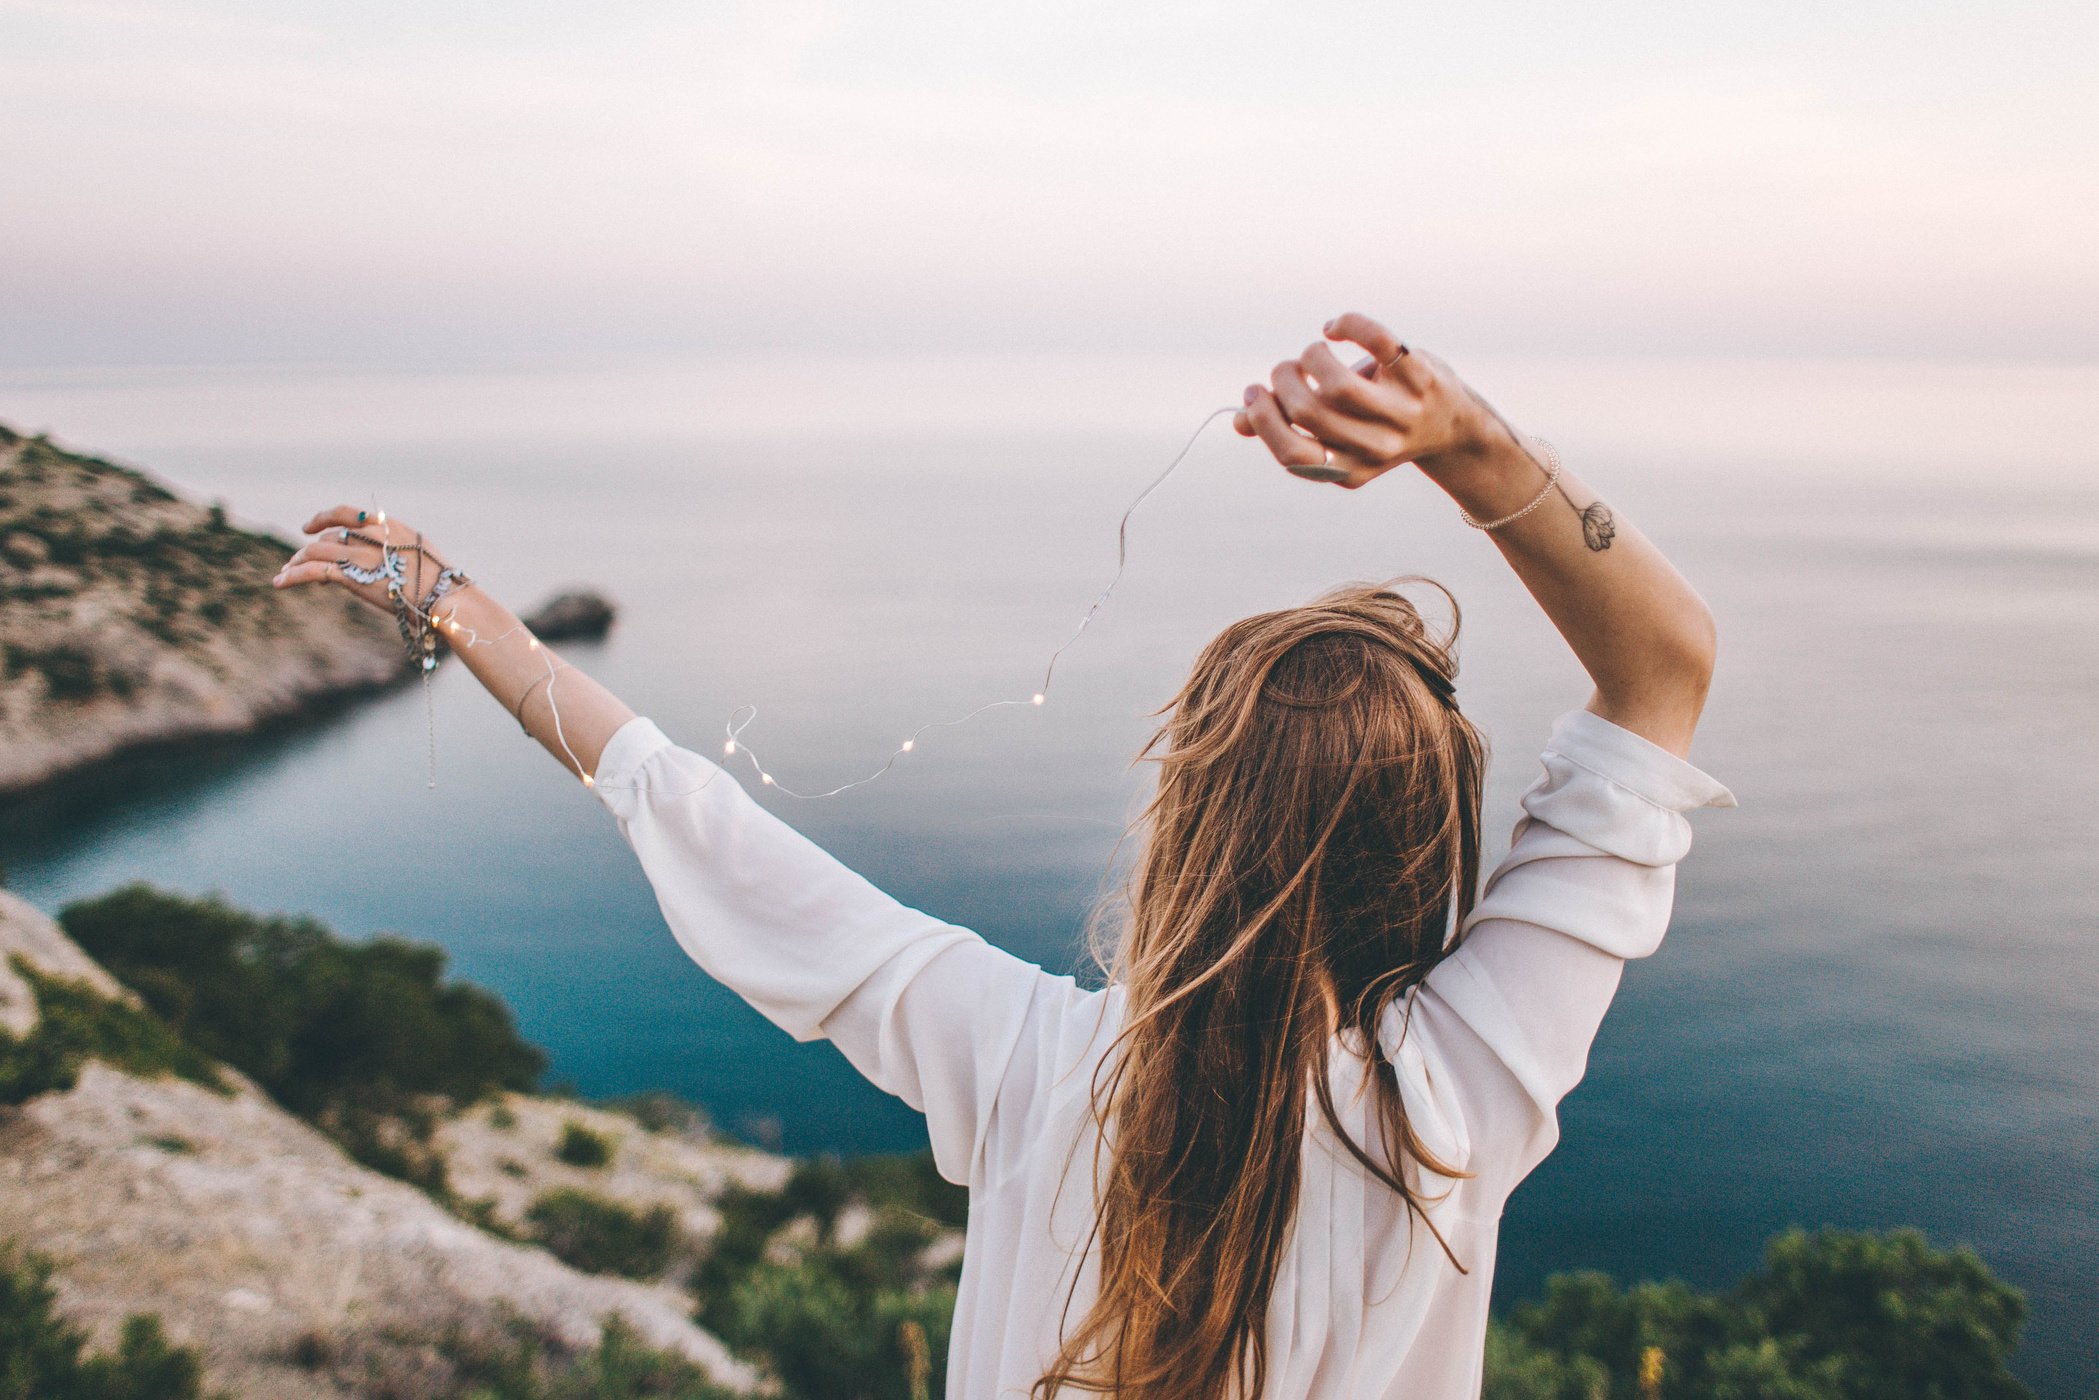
[594,708,1734,1399]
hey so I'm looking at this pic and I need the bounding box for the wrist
[430,581,509,637]
[1414,409,1552,522]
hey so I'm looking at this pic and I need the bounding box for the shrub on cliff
[1485,1227,2031,1400]
[556,1119,616,1168]
[690,1153,962,1400]
[525,1190,677,1280]
[437,1313,738,1400]
[0,1243,220,1400]
[59,884,544,1192]
[0,956,225,1104]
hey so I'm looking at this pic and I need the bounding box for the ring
[356,510,368,524]
[1380,343,1411,369]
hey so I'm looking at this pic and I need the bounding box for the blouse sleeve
[1388,709,1735,1201]
[592,717,1056,1185]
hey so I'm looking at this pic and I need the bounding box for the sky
[2,0,2095,373]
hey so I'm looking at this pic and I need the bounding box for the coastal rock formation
[0,425,406,796]
[520,588,617,642]
[0,891,762,1398]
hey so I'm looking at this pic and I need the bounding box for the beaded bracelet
[1459,437,1562,531]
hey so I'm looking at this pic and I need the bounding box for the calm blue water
[3,371,2094,1394]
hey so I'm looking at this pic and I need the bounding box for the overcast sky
[3,0,2094,371]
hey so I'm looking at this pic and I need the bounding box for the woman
[274,312,1732,1398]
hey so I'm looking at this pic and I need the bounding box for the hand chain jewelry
[338,527,433,554]
[335,530,470,676]
[336,547,405,588]
[421,567,473,617]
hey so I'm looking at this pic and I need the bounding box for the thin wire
[402,405,1237,800]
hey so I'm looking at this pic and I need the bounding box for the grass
[0,956,227,1105]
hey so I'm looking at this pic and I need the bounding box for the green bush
[0,1243,222,1399]
[688,1151,961,1400]
[526,1190,677,1280]
[438,1313,739,1399]
[0,956,226,1104]
[1485,1228,2031,1400]
[59,885,545,1193]
[718,1255,954,1400]
[556,1120,615,1168]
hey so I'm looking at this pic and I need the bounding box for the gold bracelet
[1459,437,1562,531]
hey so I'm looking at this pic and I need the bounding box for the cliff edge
[0,891,761,1398]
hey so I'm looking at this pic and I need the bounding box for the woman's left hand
[271,506,468,618]
[1233,312,1507,489]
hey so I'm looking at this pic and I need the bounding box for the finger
[271,560,346,590]
[1324,312,1429,394]
[1285,459,1356,484]
[1286,446,1383,489]
[1271,361,1394,460]
[1300,341,1405,420]
[1242,387,1328,469]
[302,504,389,535]
[1233,393,1258,437]
[281,539,381,572]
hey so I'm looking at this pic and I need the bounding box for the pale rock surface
[439,1094,791,1253]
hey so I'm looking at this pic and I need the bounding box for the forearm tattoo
[1472,390,1617,550]
[1562,486,1616,551]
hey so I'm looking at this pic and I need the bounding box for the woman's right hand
[271,505,466,617]
[1233,312,1515,490]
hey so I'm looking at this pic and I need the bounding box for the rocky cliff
[0,891,770,1398]
[0,425,406,796]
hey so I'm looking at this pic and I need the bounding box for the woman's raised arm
[272,506,635,781]
[1235,312,1715,757]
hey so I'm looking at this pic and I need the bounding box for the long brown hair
[1037,582,1487,1400]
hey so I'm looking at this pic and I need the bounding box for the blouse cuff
[1543,710,1735,813]
[592,715,680,820]
[1516,710,1735,869]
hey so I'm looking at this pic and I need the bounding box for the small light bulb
[582,774,595,787]
[1032,693,1046,706]
[527,637,540,650]
[900,739,914,752]
[376,510,387,524]
[760,772,775,786]
[723,740,737,755]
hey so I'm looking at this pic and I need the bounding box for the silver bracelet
[1459,437,1562,531]
[510,663,568,731]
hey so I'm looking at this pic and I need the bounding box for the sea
[2,352,2093,1395]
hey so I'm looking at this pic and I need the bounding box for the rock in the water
[522,589,617,642]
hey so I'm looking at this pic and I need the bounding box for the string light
[381,405,1237,800]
